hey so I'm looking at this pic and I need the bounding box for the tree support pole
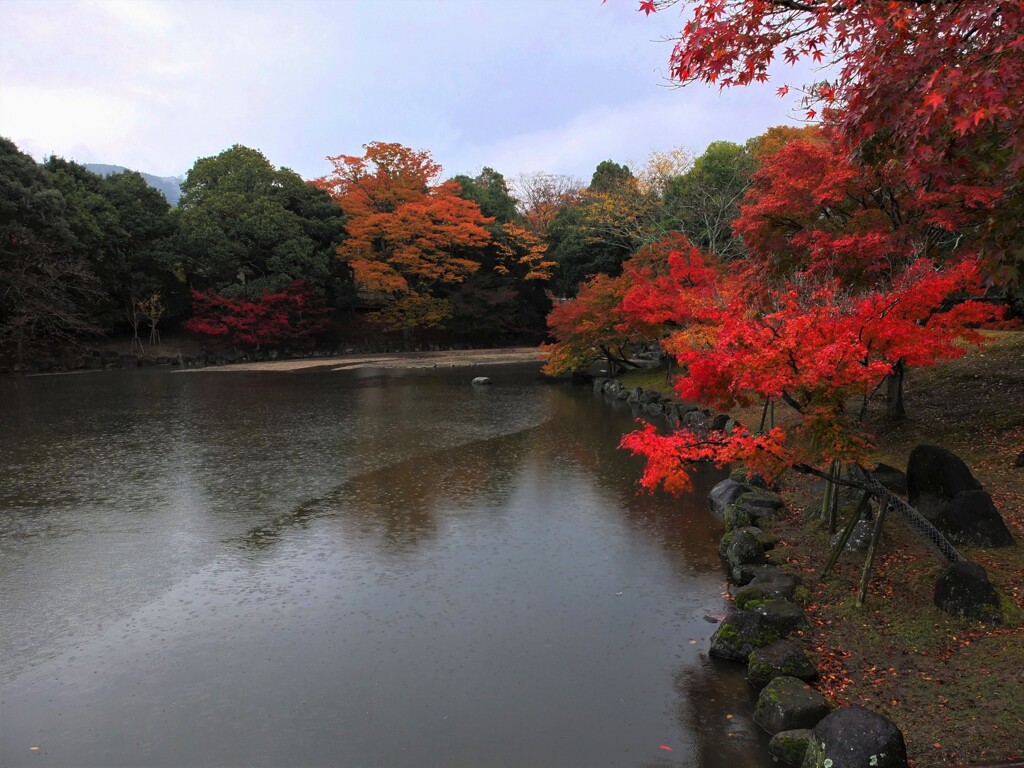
[820,490,872,581]
[856,502,889,607]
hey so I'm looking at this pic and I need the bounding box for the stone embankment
[590,376,911,768]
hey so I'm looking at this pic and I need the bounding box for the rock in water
[753,676,830,734]
[471,376,492,386]
[708,478,751,519]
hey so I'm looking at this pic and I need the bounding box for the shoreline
[178,346,546,373]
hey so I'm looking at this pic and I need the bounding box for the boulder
[719,526,774,560]
[933,490,1015,547]
[708,608,781,662]
[722,503,755,531]
[906,444,982,518]
[933,561,1002,623]
[708,479,753,519]
[592,377,609,393]
[734,570,798,606]
[750,599,807,634]
[471,376,492,386]
[830,517,875,552]
[643,401,664,417]
[769,729,815,767]
[748,640,818,689]
[753,676,831,735]
[869,463,908,495]
[626,387,644,404]
[731,467,773,490]
[724,530,766,571]
[802,706,908,768]
[639,389,663,404]
[731,562,788,586]
[735,490,786,512]
[709,413,730,431]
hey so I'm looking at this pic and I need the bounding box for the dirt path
[182,346,546,373]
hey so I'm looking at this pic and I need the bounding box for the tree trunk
[885,359,905,420]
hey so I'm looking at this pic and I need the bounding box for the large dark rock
[708,479,753,519]
[719,526,774,560]
[907,444,982,518]
[869,463,908,495]
[709,413,730,431]
[933,490,1015,548]
[802,706,908,768]
[753,676,831,734]
[749,640,818,689]
[736,490,786,512]
[751,599,807,634]
[731,562,788,586]
[769,729,814,767]
[639,389,662,404]
[934,561,1002,623]
[708,608,781,662]
[725,531,766,571]
[734,571,799,606]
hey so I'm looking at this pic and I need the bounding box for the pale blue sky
[1,0,807,182]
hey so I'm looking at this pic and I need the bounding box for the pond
[0,363,772,767]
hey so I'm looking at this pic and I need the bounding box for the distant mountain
[84,163,184,206]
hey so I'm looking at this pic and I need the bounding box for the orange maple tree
[316,142,493,331]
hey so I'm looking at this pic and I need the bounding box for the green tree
[175,145,345,301]
[45,158,182,326]
[447,168,554,342]
[0,139,100,361]
[661,141,754,260]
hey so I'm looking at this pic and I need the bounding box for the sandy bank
[181,346,547,373]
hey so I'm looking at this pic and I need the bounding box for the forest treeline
[2,129,809,363]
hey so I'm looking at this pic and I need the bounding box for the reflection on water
[0,365,770,767]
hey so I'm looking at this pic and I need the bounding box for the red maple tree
[636,0,1024,280]
[617,243,1001,492]
[185,281,332,348]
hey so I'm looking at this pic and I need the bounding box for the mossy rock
[769,728,814,767]
[708,608,781,662]
[735,490,785,511]
[723,503,755,530]
[748,640,818,689]
[751,599,807,634]
[753,676,831,734]
[734,571,798,606]
[719,526,774,560]
[710,478,755,520]
[731,562,788,586]
[725,530,766,570]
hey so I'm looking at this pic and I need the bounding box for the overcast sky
[1,0,806,183]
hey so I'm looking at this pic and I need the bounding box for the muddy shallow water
[0,364,771,767]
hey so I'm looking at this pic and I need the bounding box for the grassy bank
[621,332,1024,767]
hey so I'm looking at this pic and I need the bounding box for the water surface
[0,364,771,767]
